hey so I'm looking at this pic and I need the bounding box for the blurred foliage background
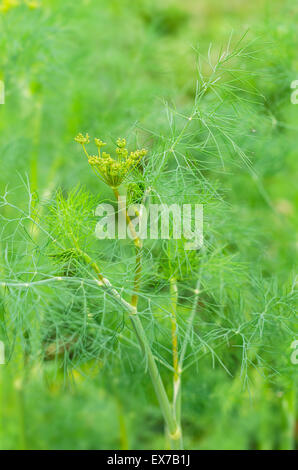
[0,0,297,450]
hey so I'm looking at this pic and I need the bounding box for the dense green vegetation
[0,0,297,450]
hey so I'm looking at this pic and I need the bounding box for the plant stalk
[114,188,182,449]
[170,277,183,448]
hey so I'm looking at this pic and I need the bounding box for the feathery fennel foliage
[0,33,297,449]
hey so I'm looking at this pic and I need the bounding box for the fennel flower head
[74,133,147,188]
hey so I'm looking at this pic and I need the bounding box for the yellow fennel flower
[75,134,147,188]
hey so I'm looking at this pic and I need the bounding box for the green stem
[65,190,182,449]
[170,278,183,448]
[179,279,200,369]
[129,313,182,449]
[113,188,182,449]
